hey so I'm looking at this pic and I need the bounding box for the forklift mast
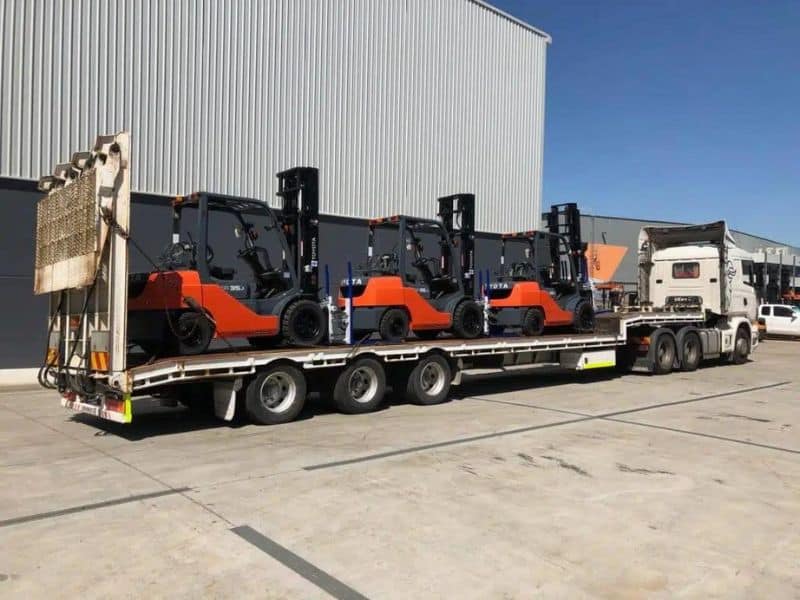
[438,194,476,295]
[546,202,587,282]
[276,167,319,294]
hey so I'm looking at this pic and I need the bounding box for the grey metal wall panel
[0,0,548,232]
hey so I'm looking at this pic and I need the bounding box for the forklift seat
[429,275,459,296]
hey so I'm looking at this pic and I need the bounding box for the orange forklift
[486,203,594,335]
[127,167,326,355]
[338,194,483,342]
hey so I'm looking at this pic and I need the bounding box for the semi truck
[35,133,759,425]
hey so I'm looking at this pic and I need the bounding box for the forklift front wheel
[282,299,326,346]
[452,300,484,339]
[333,357,386,414]
[245,364,306,425]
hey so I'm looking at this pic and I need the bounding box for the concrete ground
[1,341,798,599]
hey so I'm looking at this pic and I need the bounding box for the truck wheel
[574,301,595,333]
[282,299,325,346]
[452,300,484,339]
[245,364,306,425]
[175,311,214,355]
[732,326,750,365]
[679,331,701,372]
[521,307,545,336]
[333,357,386,414]
[650,331,676,375]
[379,308,409,342]
[405,354,452,405]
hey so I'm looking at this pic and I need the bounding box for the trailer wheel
[731,326,750,365]
[452,300,484,339]
[521,307,545,336]
[574,301,595,333]
[333,357,386,414]
[379,308,410,342]
[175,311,215,355]
[405,354,452,405]
[650,330,676,375]
[245,364,306,425]
[282,299,325,346]
[679,331,701,372]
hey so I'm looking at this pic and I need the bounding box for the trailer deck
[124,311,705,390]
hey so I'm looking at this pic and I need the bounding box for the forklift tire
[379,308,410,342]
[452,300,484,339]
[245,364,306,425]
[574,301,595,333]
[282,299,325,346]
[175,311,214,355]
[521,307,546,336]
[333,357,386,414]
[405,354,452,405]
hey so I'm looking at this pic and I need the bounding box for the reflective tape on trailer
[61,394,132,423]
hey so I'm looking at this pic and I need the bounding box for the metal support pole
[346,262,353,345]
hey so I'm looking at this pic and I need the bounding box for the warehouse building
[0,0,548,230]
[0,0,549,372]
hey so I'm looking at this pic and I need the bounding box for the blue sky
[494,0,800,245]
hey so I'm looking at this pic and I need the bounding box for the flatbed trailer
[36,133,758,426]
[61,309,757,425]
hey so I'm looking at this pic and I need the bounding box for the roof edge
[470,0,552,42]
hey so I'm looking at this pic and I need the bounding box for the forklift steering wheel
[377,252,398,273]
[511,262,534,279]
[205,244,215,263]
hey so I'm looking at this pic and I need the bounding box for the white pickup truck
[758,304,800,338]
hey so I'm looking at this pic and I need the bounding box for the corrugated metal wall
[0,0,548,231]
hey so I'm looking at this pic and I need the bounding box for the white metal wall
[0,0,549,232]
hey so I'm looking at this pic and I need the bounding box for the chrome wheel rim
[420,362,446,396]
[348,366,379,404]
[259,372,296,413]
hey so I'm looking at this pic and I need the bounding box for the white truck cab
[639,221,758,321]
